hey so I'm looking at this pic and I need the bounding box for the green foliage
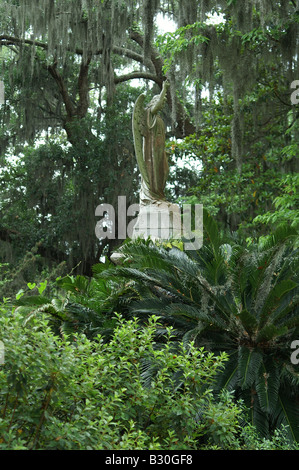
[156,22,209,74]
[1,0,298,282]
[0,0,299,449]
[0,83,141,288]
[253,174,299,229]
[102,211,299,442]
[240,424,299,450]
[170,90,298,234]
[13,268,130,339]
[0,309,246,450]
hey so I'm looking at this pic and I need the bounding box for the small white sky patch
[156,12,177,34]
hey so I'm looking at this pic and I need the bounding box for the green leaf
[259,280,298,328]
[27,282,36,290]
[216,352,239,391]
[256,324,288,343]
[38,280,48,295]
[238,347,263,389]
[277,392,299,443]
[15,295,50,306]
[16,289,24,300]
[256,360,280,413]
[238,309,258,335]
[203,209,222,255]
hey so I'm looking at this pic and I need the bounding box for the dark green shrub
[13,270,126,340]
[0,307,246,450]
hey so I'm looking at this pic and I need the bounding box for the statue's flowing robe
[132,94,169,205]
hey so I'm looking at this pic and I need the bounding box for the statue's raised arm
[148,80,169,115]
[132,80,170,205]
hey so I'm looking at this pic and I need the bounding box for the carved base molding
[131,202,182,241]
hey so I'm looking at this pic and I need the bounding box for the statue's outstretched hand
[162,80,169,92]
[150,80,169,115]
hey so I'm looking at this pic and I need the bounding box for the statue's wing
[132,94,150,188]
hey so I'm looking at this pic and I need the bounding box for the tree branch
[1,32,196,138]
[114,71,160,85]
[112,46,144,64]
[0,35,49,50]
[77,55,92,118]
[47,62,76,120]
[0,35,145,63]
[129,30,164,82]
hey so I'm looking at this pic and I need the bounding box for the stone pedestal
[131,202,181,241]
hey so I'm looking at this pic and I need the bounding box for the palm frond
[238,309,258,336]
[15,294,51,307]
[255,324,288,343]
[258,280,298,329]
[256,359,280,414]
[276,392,299,443]
[258,224,298,251]
[238,346,263,390]
[215,351,239,391]
[202,208,222,256]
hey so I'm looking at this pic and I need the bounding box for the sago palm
[102,211,299,442]
[14,271,127,339]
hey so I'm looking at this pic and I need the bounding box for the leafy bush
[0,307,247,450]
[240,424,299,450]
[253,173,299,229]
[13,268,129,340]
